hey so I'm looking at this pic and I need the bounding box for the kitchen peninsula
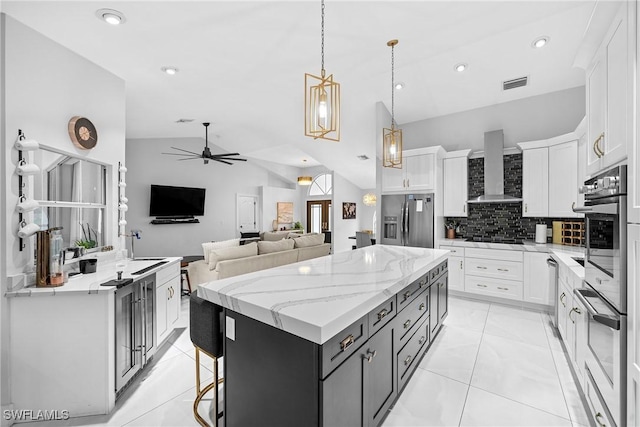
[199,245,449,427]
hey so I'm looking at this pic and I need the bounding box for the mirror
[32,149,107,250]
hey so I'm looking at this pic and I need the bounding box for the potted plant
[445,221,457,239]
[293,221,303,230]
[75,223,98,249]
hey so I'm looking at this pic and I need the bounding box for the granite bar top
[198,245,449,345]
[438,238,585,255]
[5,257,182,297]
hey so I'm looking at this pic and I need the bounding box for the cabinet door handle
[593,132,605,157]
[459,260,463,270]
[463,204,466,213]
[407,179,410,187]
[497,287,509,291]
[476,266,487,270]
[404,355,412,366]
[340,334,355,351]
[418,336,426,345]
[404,319,411,329]
[403,290,412,301]
[419,303,425,311]
[439,283,444,288]
[477,284,488,288]
[560,292,566,307]
[403,179,406,188]
[497,268,509,272]
[525,203,528,213]
[569,307,581,324]
[377,309,388,320]
[364,349,377,363]
[595,412,606,427]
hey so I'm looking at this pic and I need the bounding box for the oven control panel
[582,165,626,201]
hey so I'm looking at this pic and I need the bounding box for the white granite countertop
[548,248,585,279]
[438,238,586,254]
[198,245,449,345]
[5,257,182,297]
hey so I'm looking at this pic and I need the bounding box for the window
[309,173,332,196]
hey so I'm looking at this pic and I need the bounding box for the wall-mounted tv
[149,185,206,217]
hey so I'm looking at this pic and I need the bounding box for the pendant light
[383,39,402,169]
[297,176,313,186]
[305,0,340,141]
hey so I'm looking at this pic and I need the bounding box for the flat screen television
[149,185,206,217]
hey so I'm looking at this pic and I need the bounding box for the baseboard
[449,290,553,313]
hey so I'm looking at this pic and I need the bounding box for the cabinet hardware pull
[476,266,487,270]
[340,335,354,351]
[419,279,427,288]
[463,204,466,213]
[439,283,444,288]
[497,268,509,272]
[525,204,528,213]
[595,412,606,427]
[407,179,410,187]
[459,260,463,269]
[560,292,566,307]
[593,133,605,158]
[403,290,412,300]
[404,320,411,329]
[404,355,412,366]
[477,284,488,288]
[364,349,377,363]
[419,303,425,311]
[377,309,388,320]
[418,336,426,345]
[403,179,406,188]
[569,307,581,323]
[497,287,509,291]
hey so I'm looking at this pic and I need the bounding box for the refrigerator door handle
[403,200,410,245]
[400,202,405,246]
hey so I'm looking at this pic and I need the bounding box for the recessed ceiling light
[161,67,179,75]
[395,82,405,90]
[532,36,549,48]
[454,63,467,72]
[96,9,126,25]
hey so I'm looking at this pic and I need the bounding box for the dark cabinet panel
[320,315,368,379]
[364,321,396,426]
[321,348,363,427]
[438,272,449,325]
[429,283,439,334]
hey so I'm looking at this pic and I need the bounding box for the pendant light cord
[321,0,325,77]
[391,43,395,128]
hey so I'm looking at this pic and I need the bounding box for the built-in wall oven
[574,165,627,427]
[115,274,156,396]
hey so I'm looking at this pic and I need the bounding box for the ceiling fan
[163,122,247,165]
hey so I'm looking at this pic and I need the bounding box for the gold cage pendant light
[383,39,402,168]
[305,0,340,141]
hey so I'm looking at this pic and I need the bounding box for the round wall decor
[68,116,98,150]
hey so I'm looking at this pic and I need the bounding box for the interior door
[307,200,331,234]
[237,195,258,233]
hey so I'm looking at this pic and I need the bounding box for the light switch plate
[226,316,236,341]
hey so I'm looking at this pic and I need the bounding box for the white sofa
[188,233,330,286]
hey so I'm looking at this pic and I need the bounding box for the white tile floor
[20,295,590,427]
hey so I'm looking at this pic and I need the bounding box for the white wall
[1,13,125,420]
[332,172,365,253]
[401,86,585,152]
[261,186,302,232]
[125,137,298,257]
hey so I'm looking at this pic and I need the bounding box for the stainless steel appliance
[115,274,156,395]
[381,194,434,248]
[547,256,559,328]
[573,165,627,427]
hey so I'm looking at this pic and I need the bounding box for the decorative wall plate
[68,116,97,150]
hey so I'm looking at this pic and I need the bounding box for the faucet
[128,229,142,260]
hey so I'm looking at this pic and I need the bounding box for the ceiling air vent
[502,76,528,91]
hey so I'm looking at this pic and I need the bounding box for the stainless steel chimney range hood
[467,129,522,204]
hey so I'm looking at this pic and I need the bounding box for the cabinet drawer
[397,273,429,311]
[321,315,368,379]
[397,317,429,390]
[368,295,397,336]
[465,248,523,262]
[585,369,616,427]
[397,292,428,344]
[439,245,464,257]
[464,276,523,301]
[156,262,180,285]
[465,258,523,281]
[430,260,448,281]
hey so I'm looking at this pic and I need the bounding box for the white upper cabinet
[443,150,470,217]
[549,140,580,217]
[381,147,442,194]
[586,3,632,176]
[522,147,549,217]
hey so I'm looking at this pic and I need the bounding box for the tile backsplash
[447,153,581,241]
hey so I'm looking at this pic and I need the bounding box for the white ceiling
[3,0,595,189]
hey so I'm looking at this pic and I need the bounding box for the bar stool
[190,293,223,427]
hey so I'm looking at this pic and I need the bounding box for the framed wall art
[342,202,356,219]
[277,202,293,223]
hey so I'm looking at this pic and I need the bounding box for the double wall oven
[574,165,627,427]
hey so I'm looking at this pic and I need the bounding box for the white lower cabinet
[156,263,181,345]
[464,248,523,301]
[628,224,640,426]
[523,252,552,306]
[439,246,464,291]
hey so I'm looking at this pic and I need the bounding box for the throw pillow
[202,238,240,263]
[293,233,325,248]
[262,231,288,241]
[257,239,295,255]
[208,242,257,270]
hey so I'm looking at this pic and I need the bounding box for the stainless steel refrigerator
[381,193,434,248]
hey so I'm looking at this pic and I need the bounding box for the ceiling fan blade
[211,158,233,165]
[169,147,201,156]
[177,157,201,161]
[211,152,241,157]
[162,152,198,156]
[212,157,247,162]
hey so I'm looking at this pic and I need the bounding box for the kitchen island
[198,245,449,427]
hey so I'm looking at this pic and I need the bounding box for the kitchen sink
[131,261,169,275]
[132,258,165,261]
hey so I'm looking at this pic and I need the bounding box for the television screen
[149,185,206,217]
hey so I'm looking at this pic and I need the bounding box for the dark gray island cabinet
[204,248,449,427]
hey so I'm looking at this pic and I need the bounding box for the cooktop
[465,237,524,245]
